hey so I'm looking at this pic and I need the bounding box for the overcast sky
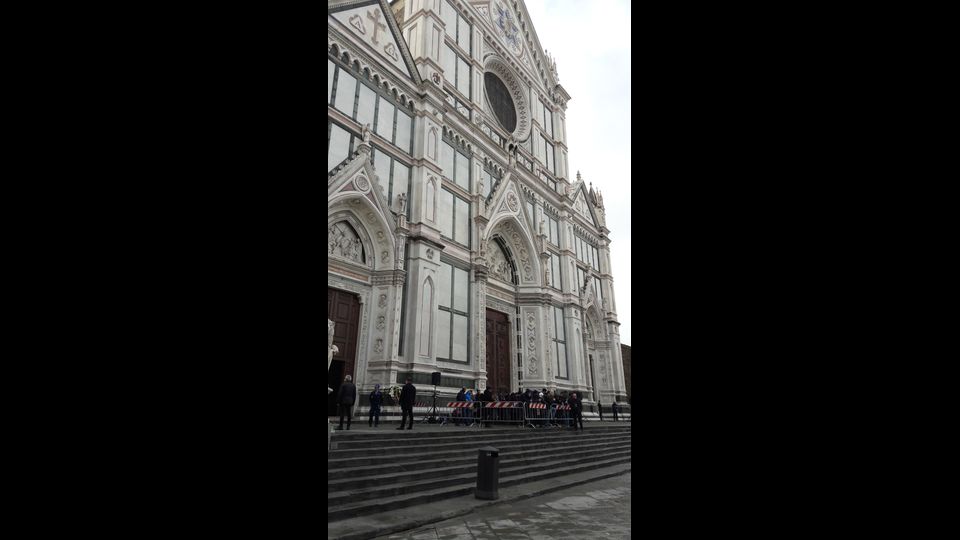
[524,0,632,346]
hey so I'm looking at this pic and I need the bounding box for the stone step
[327,454,632,522]
[329,429,630,456]
[329,424,631,441]
[328,446,632,506]
[327,463,631,540]
[330,425,630,449]
[328,444,632,495]
[328,433,631,467]
[327,435,633,480]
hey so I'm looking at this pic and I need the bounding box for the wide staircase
[327,424,631,523]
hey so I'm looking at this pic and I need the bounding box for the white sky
[524,0,633,346]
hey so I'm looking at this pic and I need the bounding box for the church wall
[329,0,623,404]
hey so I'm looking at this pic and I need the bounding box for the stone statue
[361,123,372,143]
[351,238,361,261]
[328,319,338,372]
[477,178,484,197]
[545,264,551,285]
[397,192,406,214]
[539,218,545,236]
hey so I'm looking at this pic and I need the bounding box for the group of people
[335,376,418,430]
[336,377,620,431]
[446,387,619,430]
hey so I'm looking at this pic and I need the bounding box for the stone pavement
[372,472,631,540]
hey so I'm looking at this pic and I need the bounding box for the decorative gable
[571,184,600,229]
[329,0,421,84]
[474,0,558,97]
[328,146,397,243]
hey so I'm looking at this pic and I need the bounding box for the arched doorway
[328,287,361,416]
[484,237,518,395]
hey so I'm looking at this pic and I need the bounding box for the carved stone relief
[525,312,538,376]
[328,221,364,263]
[506,192,519,213]
[487,243,512,283]
[544,308,553,378]
[476,278,486,370]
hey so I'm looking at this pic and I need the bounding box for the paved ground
[371,472,631,540]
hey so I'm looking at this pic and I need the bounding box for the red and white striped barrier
[441,401,480,427]
[556,404,571,411]
[528,403,547,409]
[484,401,523,408]
[446,402,473,408]
[478,401,525,426]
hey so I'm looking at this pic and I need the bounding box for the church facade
[328,0,627,412]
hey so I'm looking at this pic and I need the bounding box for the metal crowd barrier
[480,401,525,427]
[441,401,479,427]
[525,402,548,428]
[524,402,575,428]
[556,403,571,427]
[430,400,589,428]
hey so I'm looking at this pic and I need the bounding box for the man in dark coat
[454,387,466,426]
[597,400,604,422]
[337,375,357,430]
[397,377,416,430]
[612,400,619,422]
[569,392,584,431]
[368,384,383,428]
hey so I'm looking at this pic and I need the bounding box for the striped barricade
[525,402,550,428]
[442,401,479,427]
[480,401,525,427]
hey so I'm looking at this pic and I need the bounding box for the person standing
[368,384,383,428]
[464,389,474,426]
[569,392,584,431]
[397,377,417,430]
[612,400,619,422]
[597,400,604,422]
[454,387,466,426]
[337,375,357,430]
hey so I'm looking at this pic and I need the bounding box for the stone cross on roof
[366,8,386,44]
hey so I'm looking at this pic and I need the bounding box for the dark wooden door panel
[328,287,361,416]
[485,309,510,394]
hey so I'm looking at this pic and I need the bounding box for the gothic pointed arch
[484,213,540,286]
[584,302,607,342]
[328,147,398,272]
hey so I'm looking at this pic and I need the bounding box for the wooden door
[485,309,511,394]
[328,287,361,416]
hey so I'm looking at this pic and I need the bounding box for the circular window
[483,57,531,142]
[484,72,517,133]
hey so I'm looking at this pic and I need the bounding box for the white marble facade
[328,0,627,404]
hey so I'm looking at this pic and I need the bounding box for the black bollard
[475,446,500,500]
